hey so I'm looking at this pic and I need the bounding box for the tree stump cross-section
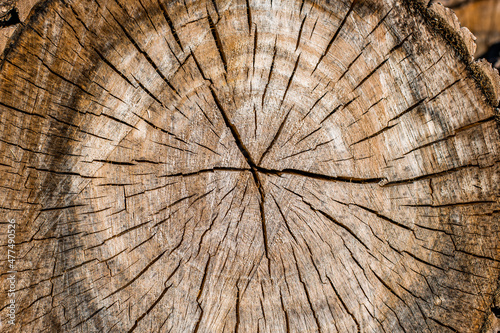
[0,0,499,332]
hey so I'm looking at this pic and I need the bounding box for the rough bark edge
[404,0,500,107]
[0,0,18,24]
[407,3,500,331]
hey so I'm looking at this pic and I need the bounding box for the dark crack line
[258,187,271,275]
[296,16,307,51]
[352,58,388,91]
[207,10,227,72]
[258,105,293,165]
[311,203,370,251]
[209,86,271,270]
[327,275,361,332]
[257,166,383,184]
[271,194,300,245]
[279,55,301,109]
[158,0,184,52]
[262,41,278,110]
[292,248,322,332]
[127,284,172,332]
[301,89,329,121]
[103,248,168,300]
[107,8,180,97]
[245,0,252,34]
[312,0,358,73]
[209,87,255,166]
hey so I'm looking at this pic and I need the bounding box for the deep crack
[209,86,271,268]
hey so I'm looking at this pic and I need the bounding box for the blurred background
[439,0,500,68]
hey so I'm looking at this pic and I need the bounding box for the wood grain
[0,0,499,332]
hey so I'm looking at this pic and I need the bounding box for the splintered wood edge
[408,2,500,331]
[1,0,500,331]
[406,0,500,107]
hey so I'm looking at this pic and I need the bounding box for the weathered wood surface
[441,0,500,58]
[0,0,499,332]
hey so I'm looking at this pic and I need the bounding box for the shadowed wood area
[0,0,500,332]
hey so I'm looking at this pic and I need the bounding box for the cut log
[0,0,499,332]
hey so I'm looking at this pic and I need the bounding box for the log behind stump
[0,0,499,332]
[441,0,500,58]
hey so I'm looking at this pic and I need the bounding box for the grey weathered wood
[0,0,499,332]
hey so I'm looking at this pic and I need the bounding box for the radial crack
[313,0,358,73]
[258,105,293,165]
[209,86,270,271]
[207,11,227,72]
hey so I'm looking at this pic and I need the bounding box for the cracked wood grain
[0,0,500,332]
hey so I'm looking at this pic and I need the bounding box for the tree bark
[0,0,500,332]
[441,0,500,59]
[0,0,39,51]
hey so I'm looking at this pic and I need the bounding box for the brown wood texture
[441,0,500,58]
[0,0,500,332]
